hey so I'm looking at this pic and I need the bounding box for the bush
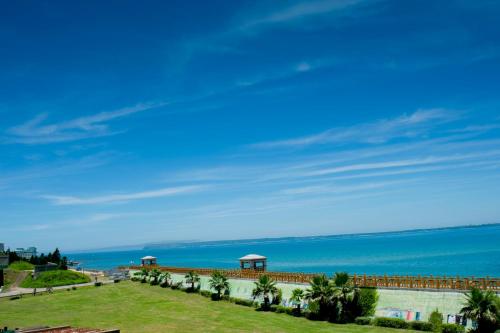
[355,317,372,325]
[373,317,409,329]
[410,321,434,331]
[291,308,302,317]
[304,310,322,321]
[441,324,465,333]
[232,298,255,307]
[428,309,443,332]
[211,293,221,301]
[94,282,102,287]
[358,288,379,316]
[274,305,293,314]
[199,290,212,298]
[268,304,278,312]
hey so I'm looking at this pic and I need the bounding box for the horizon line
[63,222,500,254]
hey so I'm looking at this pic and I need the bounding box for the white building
[15,247,37,259]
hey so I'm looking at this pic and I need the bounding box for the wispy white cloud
[239,0,365,33]
[42,185,205,206]
[0,151,117,190]
[5,101,168,144]
[252,108,459,149]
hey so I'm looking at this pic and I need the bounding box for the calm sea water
[67,225,500,276]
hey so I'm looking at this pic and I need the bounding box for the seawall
[168,273,469,323]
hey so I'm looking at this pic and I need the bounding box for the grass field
[8,261,34,271]
[20,270,90,288]
[0,281,415,333]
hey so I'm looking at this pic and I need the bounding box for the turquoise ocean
[67,224,500,276]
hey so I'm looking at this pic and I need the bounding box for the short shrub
[410,321,434,331]
[373,317,409,329]
[303,301,321,320]
[199,290,212,298]
[221,295,230,301]
[304,310,322,321]
[269,304,278,312]
[355,317,372,325]
[291,307,302,317]
[233,298,255,307]
[211,293,221,301]
[274,305,289,314]
[441,324,465,333]
[94,282,102,287]
[72,286,77,290]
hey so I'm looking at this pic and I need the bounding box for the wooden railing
[352,274,500,291]
[125,265,500,291]
[127,265,315,283]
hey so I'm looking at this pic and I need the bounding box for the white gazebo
[141,256,157,266]
[239,254,267,271]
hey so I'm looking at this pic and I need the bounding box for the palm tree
[333,272,358,322]
[460,287,499,333]
[305,274,337,320]
[137,268,148,283]
[252,275,278,310]
[208,271,230,300]
[290,288,305,314]
[185,271,200,290]
[158,272,171,287]
[148,268,161,285]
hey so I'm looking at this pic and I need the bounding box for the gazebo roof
[239,254,266,261]
[141,256,157,260]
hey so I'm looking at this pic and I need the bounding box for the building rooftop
[239,254,266,261]
[141,256,157,260]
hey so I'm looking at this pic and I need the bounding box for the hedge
[354,317,372,325]
[410,321,433,331]
[441,324,465,333]
[373,317,409,329]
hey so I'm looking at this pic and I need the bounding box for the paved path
[0,280,114,298]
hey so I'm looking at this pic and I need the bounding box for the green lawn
[8,261,34,271]
[0,281,415,333]
[20,270,90,288]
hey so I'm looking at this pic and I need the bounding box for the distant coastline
[68,222,499,253]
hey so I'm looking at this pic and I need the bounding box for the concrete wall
[169,273,468,322]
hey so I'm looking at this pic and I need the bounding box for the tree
[252,275,278,310]
[7,249,21,264]
[428,309,444,332]
[148,268,161,285]
[357,287,379,317]
[290,288,305,314]
[460,287,499,333]
[333,272,359,323]
[185,271,200,290]
[305,274,336,320]
[208,271,230,300]
[51,248,61,264]
[159,272,171,287]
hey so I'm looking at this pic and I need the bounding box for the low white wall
[169,273,471,325]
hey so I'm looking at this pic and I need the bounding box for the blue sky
[1,0,500,251]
